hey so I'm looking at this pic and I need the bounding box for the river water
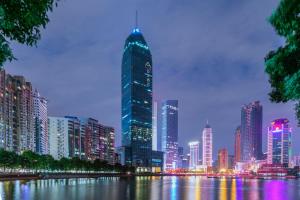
[0,176,299,200]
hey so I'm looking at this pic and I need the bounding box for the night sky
[5,0,299,158]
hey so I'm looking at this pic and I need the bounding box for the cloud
[5,0,299,157]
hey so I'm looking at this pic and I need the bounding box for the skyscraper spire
[135,10,138,28]
[132,10,140,33]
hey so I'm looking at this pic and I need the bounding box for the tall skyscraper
[234,126,241,163]
[241,101,263,161]
[189,141,199,170]
[121,25,153,169]
[202,121,212,167]
[218,148,228,171]
[267,118,292,165]
[152,101,158,151]
[33,90,48,155]
[162,100,179,170]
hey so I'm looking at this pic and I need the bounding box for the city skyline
[4,0,300,158]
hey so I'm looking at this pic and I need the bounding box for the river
[0,176,299,200]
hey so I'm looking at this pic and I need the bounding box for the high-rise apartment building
[0,70,35,153]
[241,101,263,161]
[267,118,292,165]
[162,100,179,170]
[48,117,69,160]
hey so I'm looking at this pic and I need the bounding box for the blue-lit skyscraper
[241,101,263,161]
[267,118,292,165]
[121,26,153,170]
[162,100,178,170]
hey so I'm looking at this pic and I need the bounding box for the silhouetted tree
[0,0,59,67]
[265,0,300,124]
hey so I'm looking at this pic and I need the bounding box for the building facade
[121,27,153,169]
[202,122,212,167]
[162,100,179,170]
[152,101,158,151]
[234,126,241,164]
[241,101,263,161]
[189,141,199,170]
[33,90,48,155]
[267,118,292,165]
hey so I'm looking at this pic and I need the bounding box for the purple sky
[5,0,299,158]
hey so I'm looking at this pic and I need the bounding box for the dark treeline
[0,149,134,173]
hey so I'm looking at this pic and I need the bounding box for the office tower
[103,126,115,164]
[48,117,69,160]
[189,141,199,169]
[33,90,48,155]
[121,25,153,169]
[267,118,292,165]
[234,126,241,163]
[241,101,263,161]
[218,148,228,171]
[202,121,212,167]
[152,101,158,151]
[162,100,179,170]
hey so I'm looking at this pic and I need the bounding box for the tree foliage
[0,0,59,67]
[0,149,134,173]
[265,0,300,125]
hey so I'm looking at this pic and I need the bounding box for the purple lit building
[267,118,292,165]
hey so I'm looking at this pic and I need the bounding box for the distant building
[218,148,228,171]
[234,126,241,163]
[121,25,153,170]
[162,100,179,170]
[152,101,158,151]
[189,141,199,169]
[228,155,235,169]
[33,90,48,155]
[292,156,300,167]
[202,121,212,167]
[267,118,292,165]
[177,146,184,168]
[241,101,263,161]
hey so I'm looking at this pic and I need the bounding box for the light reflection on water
[0,177,299,200]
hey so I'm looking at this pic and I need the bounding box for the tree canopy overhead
[265,0,300,124]
[0,0,59,67]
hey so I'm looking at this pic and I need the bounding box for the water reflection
[0,177,298,200]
